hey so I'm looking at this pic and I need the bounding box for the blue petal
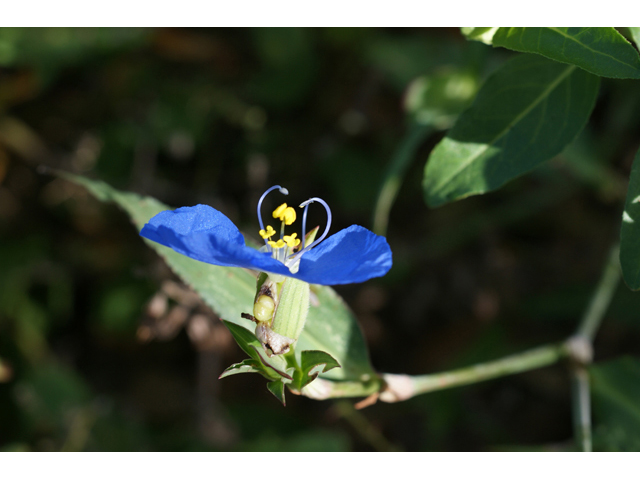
[294,225,393,285]
[140,205,291,275]
[140,205,393,286]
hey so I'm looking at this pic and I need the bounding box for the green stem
[381,343,567,401]
[571,366,592,452]
[568,242,620,452]
[575,243,621,342]
[372,122,432,236]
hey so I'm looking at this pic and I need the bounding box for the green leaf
[57,171,378,385]
[221,320,291,381]
[301,350,341,376]
[460,27,498,45]
[492,28,640,79]
[620,147,640,290]
[300,350,341,387]
[629,28,640,48]
[590,357,640,451]
[218,359,263,379]
[286,349,343,393]
[267,380,287,406]
[423,54,599,207]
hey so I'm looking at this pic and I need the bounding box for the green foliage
[591,357,640,451]
[3,27,640,452]
[221,320,293,382]
[620,147,640,290]
[220,321,340,405]
[0,27,148,87]
[423,54,599,207]
[491,28,640,79]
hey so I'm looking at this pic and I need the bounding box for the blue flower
[140,185,392,285]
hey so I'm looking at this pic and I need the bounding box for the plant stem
[571,366,592,452]
[380,343,567,402]
[576,243,621,342]
[568,242,620,452]
[372,123,432,236]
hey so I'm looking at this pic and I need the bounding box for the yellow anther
[272,203,288,219]
[268,239,285,249]
[253,294,275,322]
[272,203,296,225]
[283,233,301,248]
[259,225,276,239]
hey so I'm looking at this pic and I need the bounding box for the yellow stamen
[272,203,296,225]
[268,239,286,249]
[272,203,288,219]
[259,225,276,239]
[283,233,301,249]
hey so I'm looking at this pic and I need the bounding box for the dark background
[1,27,639,451]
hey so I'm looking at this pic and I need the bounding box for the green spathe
[271,276,310,341]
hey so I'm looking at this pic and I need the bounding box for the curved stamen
[257,185,288,242]
[295,197,332,256]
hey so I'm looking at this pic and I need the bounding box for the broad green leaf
[590,357,640,451]
[423,54,599,207]
[620,147,640,290]
[492,28,640,79]
[58,171,378,384]
[629,28,640,48]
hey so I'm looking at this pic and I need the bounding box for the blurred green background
[1,27,639,452]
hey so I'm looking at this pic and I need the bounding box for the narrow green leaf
[267,380,287,406]
[249,345,294,381]
[221,320,290,380]
[221,320,264,360]
[57,172,378,383]
[590,357,640,451]
[619,147,640,290]
[218,359,263,379]
[492,28,640,79]
[423,54,599,207]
